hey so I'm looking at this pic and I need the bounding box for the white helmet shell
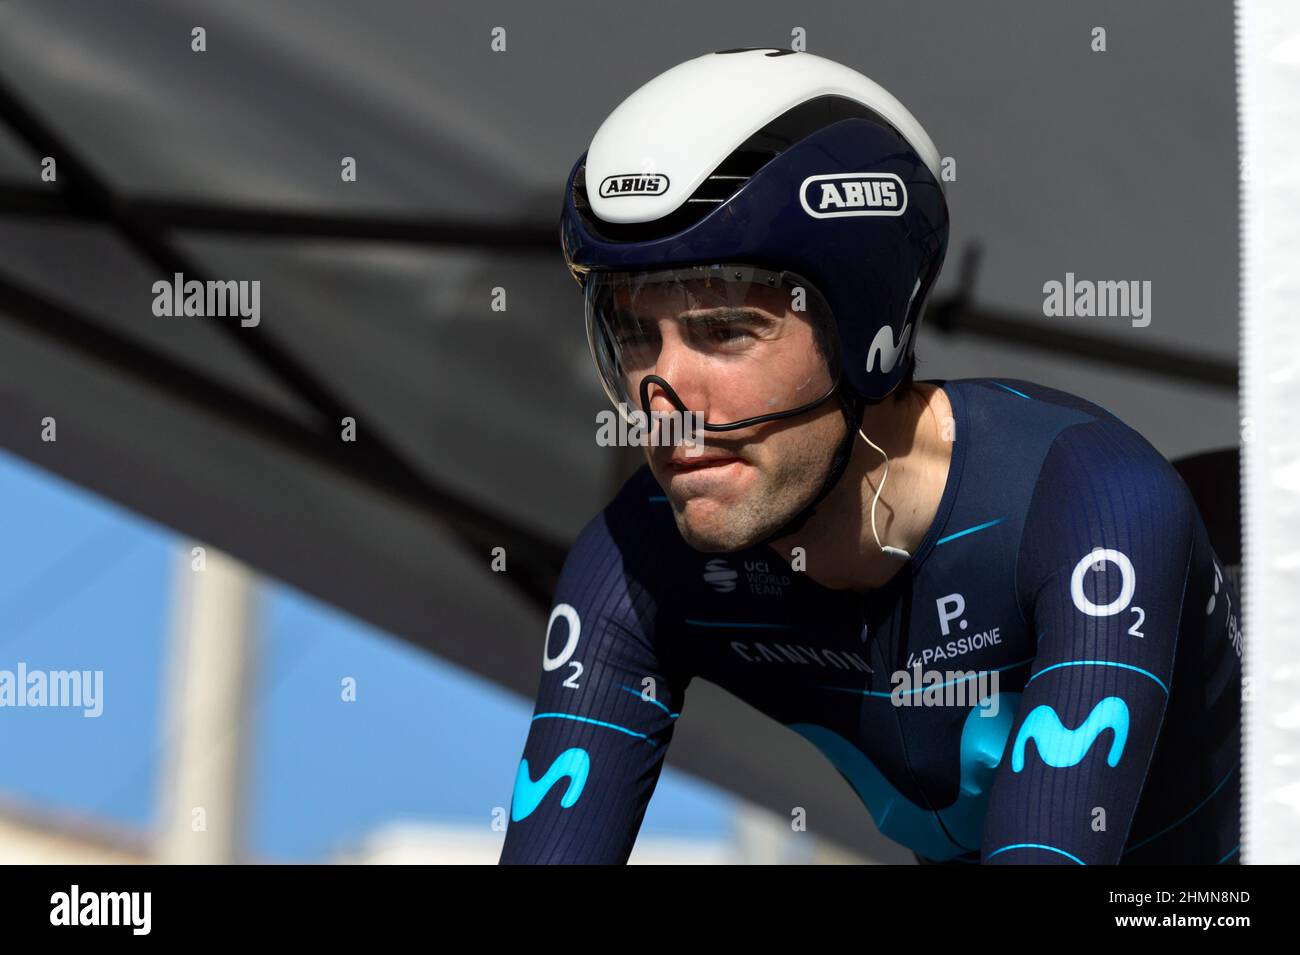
[585,49,945,225]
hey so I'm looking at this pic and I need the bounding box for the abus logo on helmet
[599,173,670,198]
[799,173,907,218]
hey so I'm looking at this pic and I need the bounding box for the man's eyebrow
[680,306,777,322]
[611,305,778,325]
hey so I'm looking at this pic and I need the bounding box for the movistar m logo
[511,748,591,821]
[1011,697,1130,772]
[866,322,912,374]
[599,173,670,197]
[799,173,907,218]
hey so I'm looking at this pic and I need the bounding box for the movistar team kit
[500,377,1242,864]
[500,50,1242,864]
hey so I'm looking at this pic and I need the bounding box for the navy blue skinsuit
[500,379,1242,864]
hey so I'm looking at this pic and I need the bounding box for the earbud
[858,427,911,562]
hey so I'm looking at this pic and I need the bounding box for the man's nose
[645,329,710,416]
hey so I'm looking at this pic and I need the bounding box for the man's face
[613,280,842,551]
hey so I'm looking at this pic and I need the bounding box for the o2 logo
[1070,548,1144,638]
[543,603,583,688]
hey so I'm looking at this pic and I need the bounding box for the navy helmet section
[561,48,950,403]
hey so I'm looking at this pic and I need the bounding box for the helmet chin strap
[754,387,862,547]
[756,386,911,562]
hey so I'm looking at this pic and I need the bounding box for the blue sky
[0,448,733,860]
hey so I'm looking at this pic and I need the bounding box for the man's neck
[772,382,955,592]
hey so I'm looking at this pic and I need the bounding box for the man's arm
[982,419,1197,864]
[499,510,688,864]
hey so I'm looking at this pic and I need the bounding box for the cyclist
[500,49,1241,864]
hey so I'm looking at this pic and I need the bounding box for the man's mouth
[665,454,743,473]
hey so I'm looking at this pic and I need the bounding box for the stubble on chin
[664,444,836,553]
[670,493,767,553]
[647,400,846,552]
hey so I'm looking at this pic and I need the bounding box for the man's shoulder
[943,377,1118,427]
[944,377,1171,475]
[949,379,1199,537]
[564,464,687,581]
[591,463,674,535]
[938,377,1196,535]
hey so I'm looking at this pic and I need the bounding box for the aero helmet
[562,48,950,537]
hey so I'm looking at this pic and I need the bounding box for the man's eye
[701,318,757,344]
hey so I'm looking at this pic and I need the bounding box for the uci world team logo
[799,173,907,218]
[703,558,738,593]
[599,173,670,198]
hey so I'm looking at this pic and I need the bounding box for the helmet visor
[584,263,841,431]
